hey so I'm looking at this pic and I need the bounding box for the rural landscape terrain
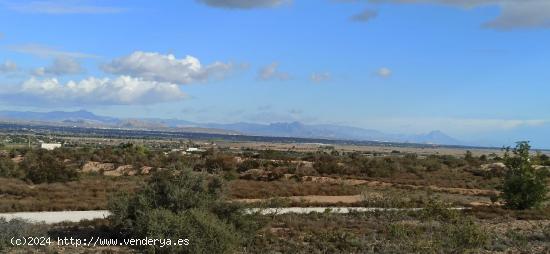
[0,122,549,253]
[2,0,550,253]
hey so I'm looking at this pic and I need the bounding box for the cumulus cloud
[375,67,392,78]
[197,0,289,9]
[6,0,126,14]
[310,72,331,82]
[258,62,290,81]
[369,0,550,29]
[351,9,378,22]
[0,60,18,73]
[34,57,83,76]
[1,76,186,105]
[102,51,235,85]
[9,44,97,59]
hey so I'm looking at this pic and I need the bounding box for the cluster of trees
[190,150,297,180]
[0,155,19,179]
[0,143,184,183]
[307,152,477,177]
[0,149,78,184]
[184,148,496,180]
[4,144,447,183]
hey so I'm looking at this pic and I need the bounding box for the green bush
[0,156,22,178]
[419,199,459,222]
[237,159,260,173]
[416,199,489,252]
[501,142,548,210]
[20,150,78,184]
[132,208,240,254]
[109,170,260,253]
[313,154,342,175]
[192,152,237,173]
[442,217,489,251]
[346,157,400,177]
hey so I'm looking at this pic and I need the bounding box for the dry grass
[467,206,550,220]
[227,179,362,199]
[0,175,498,212]
[248,208,550,253]
[0,176,143,212]
[363,168,502,191]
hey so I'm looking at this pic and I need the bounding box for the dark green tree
[20,150,78,184]
[501,141,548,210]
[0,156,21,178]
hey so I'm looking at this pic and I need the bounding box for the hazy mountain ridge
[0,110,462,145]
[0,110,119,124]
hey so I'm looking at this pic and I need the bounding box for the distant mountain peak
[409,130,461,145]
[0,110,464,146]
[60,110,97,117]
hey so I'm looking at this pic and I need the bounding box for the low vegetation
[0,176,142,212]
[0,218,48,252]
[501,142,549,210]
[247,201,549,253]
[109,170,262,253]
[0,137,549,253]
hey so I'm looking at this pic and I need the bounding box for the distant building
[41,143,62,150]
[186,147,206,153]
[170,148,188,155]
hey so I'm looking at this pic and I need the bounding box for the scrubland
[1,140,549,253]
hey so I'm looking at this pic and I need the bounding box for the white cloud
[9,44,98,59]
[310,72,331,82]
[351,9,378,22]
[369,0,550,29]
[197,0,289,9]
[258,62,290,81]
[6,0,126,14]
[3,76,186,105]
[0,60,18,73]
[102,51,235,84]
[375,67,392,78]
[34,57,83,76]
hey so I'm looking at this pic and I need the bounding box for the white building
[186,147,206,153]
[41,143,62,150]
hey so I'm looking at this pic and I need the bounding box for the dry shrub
[0,176,143,212]
[228,179,361,199]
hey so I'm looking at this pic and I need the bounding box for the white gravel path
[0,207,467,224]
[0,210,111,224]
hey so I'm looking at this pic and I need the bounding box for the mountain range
[0,110,463,145]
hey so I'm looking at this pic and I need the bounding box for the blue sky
[0,0,549,147]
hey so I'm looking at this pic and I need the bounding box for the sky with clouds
[0,0,549,147]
